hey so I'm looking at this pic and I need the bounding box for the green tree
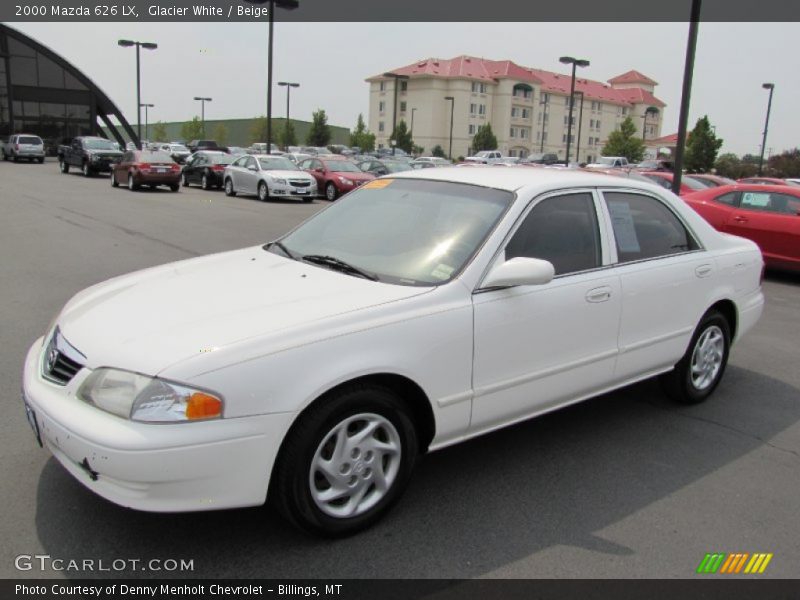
[212,123,229,146]
[684,116,723,172]
[471,124,498,153]
[350,114,376,151]
[601,116,645,163]
[151,121,168,142]
[389,119,413,153]
[767,148,800,177]
[249,116,269,144]
[431,144,446,158]
[280,120,298,149]
[714,153,758,179]
[180,117,204,141]
[306,109,331,146]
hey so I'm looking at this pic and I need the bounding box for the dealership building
[0,24,136,154]
[368,56,666,161]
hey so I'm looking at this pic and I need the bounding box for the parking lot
[1,158,798,579]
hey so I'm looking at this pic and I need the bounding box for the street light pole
[278,81,299,151]
[559,56,590,166]
[444,96,455,160]
[193,97,212,138]
[243,0,299,154]
[539,95,549,153]
[139,103,154,143]
[574,91,584,164]
[758,83,775,176]
[118,39,157,149]
[410,108,417,137]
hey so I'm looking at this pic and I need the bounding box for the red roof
[647,133,679,146]
[371,56,665,108]
[608,70,658,86]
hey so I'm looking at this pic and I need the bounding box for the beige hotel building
[366,56,666,161]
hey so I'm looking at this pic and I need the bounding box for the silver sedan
[223,154,317,202]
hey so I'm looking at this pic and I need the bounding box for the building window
[378,101,385,113]
[468,124,476,135]
[400,101,407,113]
[400,80,408,92]
[537,113,542,124]
[470,103,477,116]
[522,108,530,119]
[478,104,486,116]
[542,132,548,142]
[379,81,386,92]
[511,107,519,118]
[621,106,628,116]
[541,92,550,104]
[590,119,595,128]
[563,116,574,126]
[378,121,385,132]
[536,131,541,141]
[520,128,529,139]
[510,127,517,138]
[471,82,487,93]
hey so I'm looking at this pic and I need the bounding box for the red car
[686,174,737,188]
[738,176,800,187]
[641,171,707,196]
[299,156,375,200]
[683,184,800,271]
[112,150,181,191]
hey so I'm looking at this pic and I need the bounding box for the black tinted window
[740,191,800,215]
[605,192,699,263]
[714,192,738,206]
[506,193,601,276]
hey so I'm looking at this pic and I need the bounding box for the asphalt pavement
[0,158,798,579]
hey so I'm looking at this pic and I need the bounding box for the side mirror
[315,168,325,173]
[481,257,555,288]
[248,165,258,172]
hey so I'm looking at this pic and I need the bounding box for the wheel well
[304,374,436,454]
[708,299,737,341]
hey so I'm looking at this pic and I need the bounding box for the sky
[11,21,800,156]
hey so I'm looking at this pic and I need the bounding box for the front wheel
[325,182,338,201]
[258,181,269,202]
[111,171,119,187]
[224,178,236,197]
[660,310,731,405]
[82,161,92,177]
[37,157,44,164]
[60,159,69,174]
[271,384,418,536]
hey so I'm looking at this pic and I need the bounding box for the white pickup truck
[464,150,506,164]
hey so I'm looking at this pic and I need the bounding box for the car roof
[387,165,668,194]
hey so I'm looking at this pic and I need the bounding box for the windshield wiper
[301,254,379,281]
[269,241,296,260]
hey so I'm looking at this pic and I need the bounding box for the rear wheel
[127,173,139,191]
[660,310,731,405]
[201,173,210,190]
[111,171,119,187]
[258,181,269,202]
[37,157,44,164]
[224,178,236,197]
[169,184,180,192]
[182,173,190,187]
[271,384,418,536]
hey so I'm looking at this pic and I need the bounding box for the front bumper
[22,338,293,512]
[268,183,317,199]
[88,159,118,172]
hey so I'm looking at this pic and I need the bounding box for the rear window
[19,136,42,145]
[210,154,234,165]
[139,151,174,162]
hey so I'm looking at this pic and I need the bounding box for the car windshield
[682,177,707,191]
[384,162,413,173]
[84,139,118,150]
[210,154,235,165]
[596,157,617,165]
[314,147,334,155]
[139,151,174,163]
[272,179,512,286]
[19,136,42,144]
[684,176,716,189]
[258,157,298,170]
[323,160,361,173]
[170,144,189,152]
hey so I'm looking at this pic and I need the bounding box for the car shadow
[765,269,800,287]
[34,367,799,579]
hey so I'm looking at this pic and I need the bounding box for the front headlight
[272,177,287,185]
[78,368,223,423]
[338,177,354,186]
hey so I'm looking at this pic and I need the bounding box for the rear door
[725,190,800,264]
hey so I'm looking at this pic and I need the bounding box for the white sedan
[223,154,317,202]
[22,168,764,535]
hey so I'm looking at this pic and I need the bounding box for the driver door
[470,190,621,432]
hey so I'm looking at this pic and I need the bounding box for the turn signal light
[185,393,223,420]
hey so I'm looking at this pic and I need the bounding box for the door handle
[695,264,713,278]
[733,215,749,223]
[586,286,612,303]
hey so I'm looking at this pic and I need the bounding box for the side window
[505,193,601,276]
[740,191,798,214]
[604,192,699,263]
[714,192,739,207]
[245,157,257,170]
[299,159,311,169]
[232,156,246,167]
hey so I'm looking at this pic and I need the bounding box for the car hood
[331,171,374,180]
[57,247,429,376]
[261,170,315,180]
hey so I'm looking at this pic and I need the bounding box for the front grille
[289,180,312,187]
[42,328,85,385]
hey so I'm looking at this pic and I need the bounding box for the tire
[302,197,313,204]
[13,155,19,163]
[111,171,119,187]
[258,181,269,202]
[201,173,210,190]
[660,310,731,405]
[224,178,236,197]
[127,173,139,191]
[82,161,92,177]
[325,182,338,201]
[271,383,418,537]
[169,184,180,192]
[37,157,44,164]
[60,159,69,174]
[182,173,190,187]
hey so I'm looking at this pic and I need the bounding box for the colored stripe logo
[697,553,773,574]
